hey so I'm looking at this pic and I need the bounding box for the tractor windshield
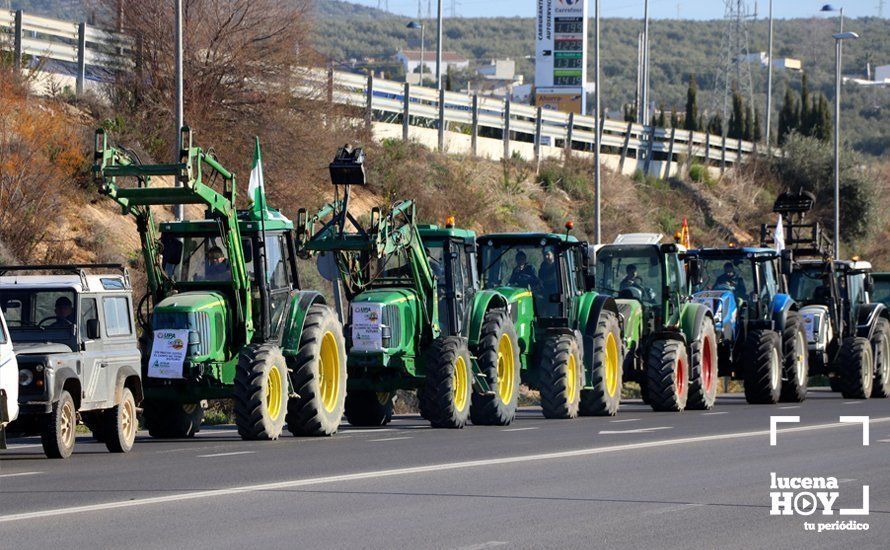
[873,277,890,308]
[164,234,232,283]
[787,265,831,305]
[694,257,756,303]
[480,240,562,316]
[595,245,662,306]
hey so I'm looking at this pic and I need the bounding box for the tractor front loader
[94,127,346,440]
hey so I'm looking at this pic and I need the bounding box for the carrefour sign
[535,0,588,114]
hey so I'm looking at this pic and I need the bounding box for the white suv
[0,307,18,448]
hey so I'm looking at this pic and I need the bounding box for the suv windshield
[0,288,78,344]
[694,256,755,303]
[595,245,663,306]
[788,265,831,305]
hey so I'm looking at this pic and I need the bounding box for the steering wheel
[511,273,538,288]
[38,316,73,328]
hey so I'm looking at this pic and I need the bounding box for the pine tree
[684,73,699,132]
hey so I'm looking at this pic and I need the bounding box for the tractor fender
[112,365,144,406]
[770,293,797,333]
[280,290,328,353]
[679,302,713,345]
[856,302,888,340]
[577,293,620,372]
[466,290,509,348]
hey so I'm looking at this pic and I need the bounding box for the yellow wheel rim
[604,332,620,397]
[497,333,516,405]
[122,398,136,443]
[319,331,341,413]
[265,365,283,421]
[567,352,578,401]
[453,355,469,411]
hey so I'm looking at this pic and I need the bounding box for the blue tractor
[689,247,809,404]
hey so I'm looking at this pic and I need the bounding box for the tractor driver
[205,246,230,281]
[509,251,538,288]
[714,262,746,296]
[620,264,644,291]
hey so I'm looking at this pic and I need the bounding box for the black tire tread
[539,335,582,419]
[687,316,718,411]
[743,330,782,404]
[233,343,288,440]
[872,318,890,398]
[645,338,688,412]
[779,312,809,403]
[837,337,874,399]
[419,336,472,429]
[40,390,76,459]
[470,311,520,426]
[103,387,136,453]
[579,311,622,416]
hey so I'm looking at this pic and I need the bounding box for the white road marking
[457,542,510,550]
[197,451,256,458]
[838,479,857,484]
[843,401,864,405]
[0,472,41,479]
[878,439,890,443]
[778,406,800,409]
[501,427,539,432]
[368,437,413,442]
[702,412,728,416]
[3,417,889,524]
[342,428,397,434]
[609,418,641,423]
[598,427,673,435]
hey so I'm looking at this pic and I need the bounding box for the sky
[342,0,885,20]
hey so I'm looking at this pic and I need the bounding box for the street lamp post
[436,0,443,90]
[765,0,774,151]
[406,21,425,85]
[174,0,184,221]
[830,30,859,260]
[594,0,601,244]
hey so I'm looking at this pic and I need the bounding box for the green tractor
[297,147,522,428]
[477,228,624,417]
[594,234,717,412]
[94,128,346,440]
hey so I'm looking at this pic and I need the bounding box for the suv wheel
[41,390,77,459]
[104,388,137,453]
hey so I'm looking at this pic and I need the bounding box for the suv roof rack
[0,264,130,292]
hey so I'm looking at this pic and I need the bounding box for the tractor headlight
[19,369,34,386]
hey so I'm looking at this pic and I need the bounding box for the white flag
[247,137,263,212]
[774,214,785,253]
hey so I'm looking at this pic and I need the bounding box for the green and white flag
[248,137,264,214]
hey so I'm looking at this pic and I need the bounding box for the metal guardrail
[2,10,762,173]
[1,9,133,95]
[305,69,764,173]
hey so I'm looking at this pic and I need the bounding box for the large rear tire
[287,305,347,436]
[345,391,394,426]
[539,335,583,419]
[870,318,890,398]
[780,312,809,403]
[104,388,137,453]
[837,337,874,399]
[144,402,203,439]
[580,311,623,416]
[743,330,782,404]
[419,336,472,428]
[645,338,689,412]
[470,311,520,426]
[234,343,288,440]
[41,390,76,459]
[687,316,718,410]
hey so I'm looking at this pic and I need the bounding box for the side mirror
[316,252,339,282]
[242,238,254,263]
[85,319,101,340]
[865,275,874,294]
[780,249,794,276]
[160,234,183,265]
[687,258,704,287]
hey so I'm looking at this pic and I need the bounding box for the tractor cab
[478,231,592,325]
[417,222,479,338]
[594,234,689,331]
[872,273,890,308]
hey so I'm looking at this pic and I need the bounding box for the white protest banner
[147,329,189,379]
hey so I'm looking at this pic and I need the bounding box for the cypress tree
[708,114,723,136]
[685,73,699,132]
[777,87,797,145]
[728,91,745,139]
[799,73,813,136]
[815,94,832,142]
[657,105,666,128]
[753,107,762,142]
[670,110,679,129]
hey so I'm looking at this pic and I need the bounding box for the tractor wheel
[41,390,77,459]
[580,311,623,416]
[837,337,874,399]
[287,304,347,436]
[233,343,289,440]
[419,336,472,428]
[345,391,394,427]
[687,316,719,411]
[470,311,520,426]
[829,376,843,393]
[645,338,689,412]
[539,335,583,419]
[871,318,890,398]
[780,312,810,403]
[743,330,783,404]
[103,387,137,453]
[144,402,203,439]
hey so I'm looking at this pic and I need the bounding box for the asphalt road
[1,389,888,549]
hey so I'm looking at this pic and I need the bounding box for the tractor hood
[349,288,418,355]
[152,291,229,362]
[491,286,534,304]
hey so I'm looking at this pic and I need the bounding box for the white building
[738,52,802,72]
[395,50,469,79]
[875,64,890,83]
[477,59,516,81]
